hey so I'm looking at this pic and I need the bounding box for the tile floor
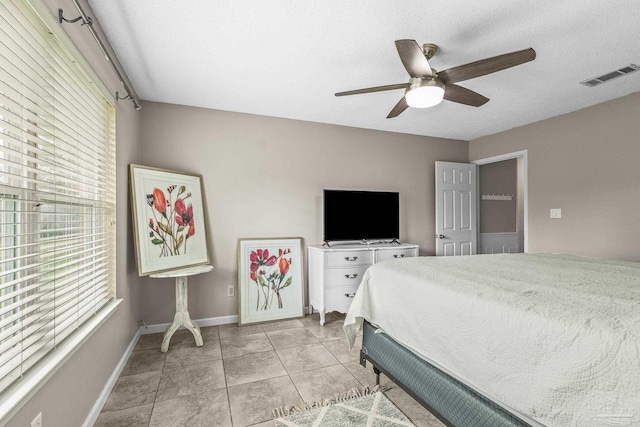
[94,312,444,427]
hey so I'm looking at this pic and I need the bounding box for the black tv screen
[323,189,399,241]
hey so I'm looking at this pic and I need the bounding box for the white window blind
[0,0,116,395]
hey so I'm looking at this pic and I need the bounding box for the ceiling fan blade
[443,84,490,107]
[437,48,536,84]
[395,39,433,78]
[335,83,409,97]
[387,97,409,118]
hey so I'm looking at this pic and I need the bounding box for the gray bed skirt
[361,321,532,427]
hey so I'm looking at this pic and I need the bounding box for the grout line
[147,343,167,427]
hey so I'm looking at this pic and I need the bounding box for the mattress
[343,253,640,427]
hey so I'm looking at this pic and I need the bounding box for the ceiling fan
[335,40,536,118]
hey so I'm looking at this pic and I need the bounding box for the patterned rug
[273,387,415,427]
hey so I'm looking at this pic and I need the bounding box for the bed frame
[360,321,533,427]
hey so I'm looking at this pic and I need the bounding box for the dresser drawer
[326,285,359,308]
[376,248,418,263]
[325,266,369,287]
[326,250,373,267]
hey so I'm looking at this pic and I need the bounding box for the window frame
[0,0,121,422]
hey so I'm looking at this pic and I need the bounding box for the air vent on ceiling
[580,64,640,87]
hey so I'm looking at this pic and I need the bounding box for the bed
[343,253,640,427]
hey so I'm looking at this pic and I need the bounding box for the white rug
[273,388,415,427]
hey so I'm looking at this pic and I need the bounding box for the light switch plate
[550,209,562,219]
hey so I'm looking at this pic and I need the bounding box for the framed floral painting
[130,164,210,276]
[237,237,304,325]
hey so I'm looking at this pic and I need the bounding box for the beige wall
[7,1,142,426]
[479,159,517,233]
[139,102,468,324]
[470,93,640,262]
[7,4,636,423]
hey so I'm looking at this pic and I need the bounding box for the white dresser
[308,243,419,325]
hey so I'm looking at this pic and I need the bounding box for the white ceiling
[87,0,640,141]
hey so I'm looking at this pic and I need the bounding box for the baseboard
[82,326,141,427]
[138,309,310,335]
[139,314,239,335]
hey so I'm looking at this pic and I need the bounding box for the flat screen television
[323,189,399,242]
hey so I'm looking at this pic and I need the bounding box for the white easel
[150,264,214,352]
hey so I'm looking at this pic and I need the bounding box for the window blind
[0,0,116,394]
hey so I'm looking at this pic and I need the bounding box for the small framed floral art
[130,164,210,276]
[237,237,304,325]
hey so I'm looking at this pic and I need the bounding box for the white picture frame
[129,164,210,276]
[237,237,304,325]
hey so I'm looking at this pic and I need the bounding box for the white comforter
[344,253,640,427]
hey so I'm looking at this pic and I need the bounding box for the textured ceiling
[87,0,640,140]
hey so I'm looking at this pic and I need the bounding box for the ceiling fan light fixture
[405,78,445,108]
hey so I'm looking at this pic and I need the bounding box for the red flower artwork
[175,199,193,227]
[152,188,167,215]
[249,247,292,310]
[145,185,196,257]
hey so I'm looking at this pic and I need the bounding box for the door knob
[436,234,445,239]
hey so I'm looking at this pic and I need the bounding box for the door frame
[471,150,528,253]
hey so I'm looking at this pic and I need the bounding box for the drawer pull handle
[393,254,405,258]
[345,293,356,298]
[344,256,358,262]
[344,273,358,279]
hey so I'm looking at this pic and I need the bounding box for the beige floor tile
[289,364,361,403]
[265,328,319,349]
[221,333,273,359]
[299,311,338,326]
[299,312,322,325]
[385,387,445,427]
[342,361,393,388]
[164,339,222,370]
[168,328,207,347]
[321,337,361,363]
[138,327,220,352]
[219,323,264,338]
[261,319,304,333]
[199,325,220,339]
[156,360,226,402]
[149,388,232,427]
[102,371,161,412]
[228,376,301,427]
[275,343,340,374]
[224,350,287,387]
[134,333,165,351]
[328,311,346,320]
[305,320,346,342]
[245,422,275,427]
[95,404,153,427]
[121,348,166,376]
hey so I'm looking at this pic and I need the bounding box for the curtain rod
[59,1,141,110]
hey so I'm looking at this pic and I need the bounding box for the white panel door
[435,161,477,256]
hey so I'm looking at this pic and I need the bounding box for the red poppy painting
[147,185,196,256]
[248,247,292,311]
[238,238,303,325]
[130,165,210,276]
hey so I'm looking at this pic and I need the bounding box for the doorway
[472,150,528,253]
